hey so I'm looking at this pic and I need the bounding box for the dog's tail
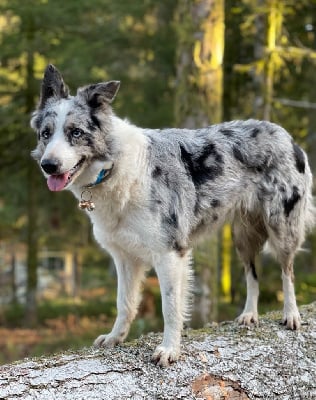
[303,156,316,234]
[304,190,316,234]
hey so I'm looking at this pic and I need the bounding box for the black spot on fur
[87,86,102,109]
[163,209,178,229]
[180,145,195,174]
[283,186,301,217]
[194,198,201,216]
[180,143,224,187]
[152,166,162,178]
[220,128,234,136]
[279,184,286,193]
[251,127,261,138]
[250,261,258,280]
[211,199,220,207]
[233,145,246,164]
[201,143,223,164]
[89,113,101,130]
[212,214,218,221]
[233,146,275,175]
[170,212,178,227]
[87,120,97,131]
[292,143,305,174]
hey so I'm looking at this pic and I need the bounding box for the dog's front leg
[94,255,146,348]
[152,252,188,367]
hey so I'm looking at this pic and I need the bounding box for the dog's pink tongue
[47,172,70,191]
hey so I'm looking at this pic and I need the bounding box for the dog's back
[144,119,314,249]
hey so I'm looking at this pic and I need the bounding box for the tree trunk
[25,23,38,326]
[174,0,225,325]
[72,252,82,298]
[263,0,283,120]
[9,248,17,304]
[175,0,225,128]
[253,0,265,119]
[0,303,315,399]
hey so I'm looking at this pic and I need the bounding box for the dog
[31,64,315,367]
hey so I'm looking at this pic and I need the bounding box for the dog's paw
[237,311,258,326]
[282,309,301,330]
[93,333,123,348]
[151,345,180,368]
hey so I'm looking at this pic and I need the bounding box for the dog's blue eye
[71,128,83,138]
[41,129,50,139]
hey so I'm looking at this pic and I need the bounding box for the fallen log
[0,303,315,399]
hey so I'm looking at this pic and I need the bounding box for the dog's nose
[41,159,60,175]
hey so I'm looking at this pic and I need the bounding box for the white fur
[282,271,301,329]
[238,271,259,326]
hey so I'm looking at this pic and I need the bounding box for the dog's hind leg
[233,213,268,326]
[94,253,146,348]
[267,226,303,330]
[151,250,192,367]
[280,257,301,329]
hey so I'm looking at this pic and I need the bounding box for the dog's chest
[88,200,157,262]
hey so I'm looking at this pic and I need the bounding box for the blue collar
[83,164,113,189]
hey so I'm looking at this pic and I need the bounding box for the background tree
[174,0,225,325]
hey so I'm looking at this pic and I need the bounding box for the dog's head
[31,64,120,191]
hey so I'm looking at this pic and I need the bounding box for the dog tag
[79,190,95,211]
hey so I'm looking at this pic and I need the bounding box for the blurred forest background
[0,0,316,365]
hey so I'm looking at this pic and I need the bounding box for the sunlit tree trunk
[174,0,225,325]
[263,0,283,120]
[253,0,265,119]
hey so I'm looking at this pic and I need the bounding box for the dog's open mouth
[47,157,85,192]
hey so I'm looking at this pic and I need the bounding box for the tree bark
[175,0,225,128]
[263,0,283,120]
[174,0,225,325]
[0,303,315,399]
[25,19,39,326]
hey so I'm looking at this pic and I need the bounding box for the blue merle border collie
[31,65,315,366]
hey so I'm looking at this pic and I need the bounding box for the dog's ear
[38,64,69,109]
[78,81,120,109]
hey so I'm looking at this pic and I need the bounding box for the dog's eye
[41,129,51,140]
[71,128,84,138]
